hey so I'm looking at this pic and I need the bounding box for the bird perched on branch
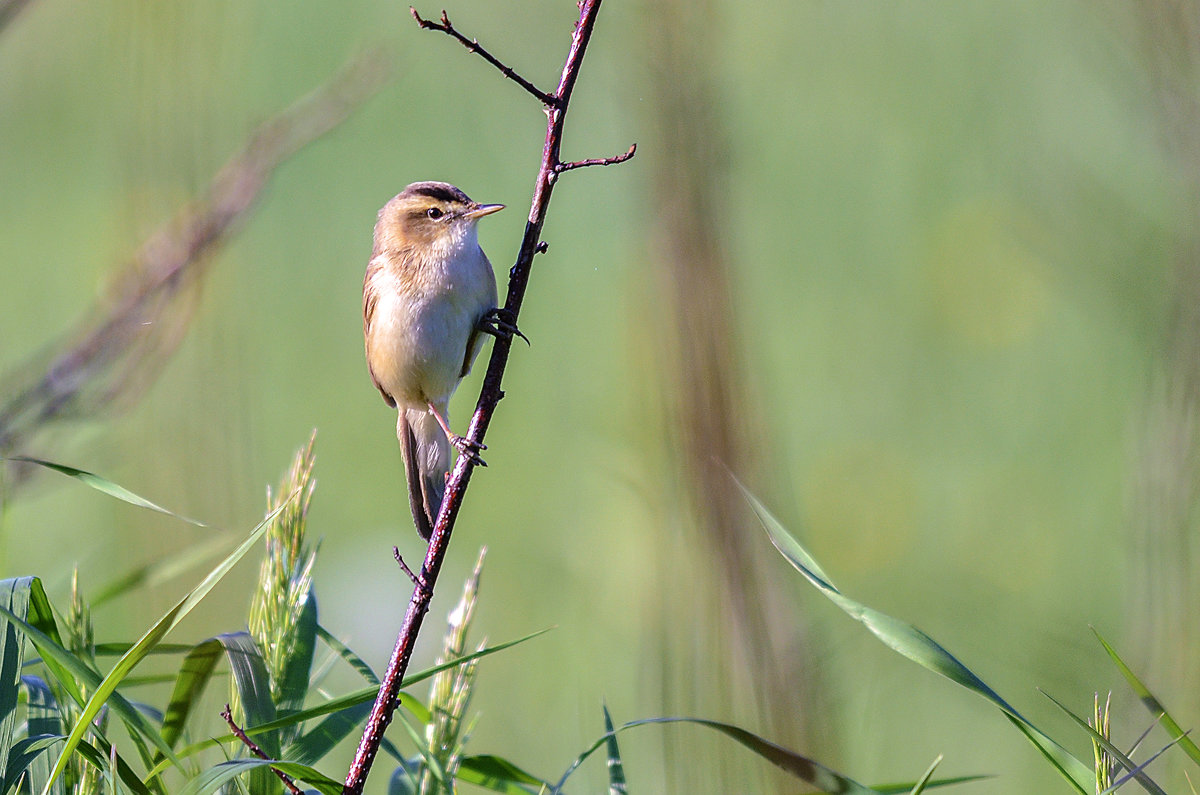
[363,181,505,539]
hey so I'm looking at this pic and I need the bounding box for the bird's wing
[459,254,499,378]
[362,258,396,408]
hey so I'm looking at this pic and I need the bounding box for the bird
[363,181,505,540]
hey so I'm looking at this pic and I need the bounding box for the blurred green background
[0,0,1195,792]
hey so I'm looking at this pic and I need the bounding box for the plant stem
[341,2,633,792]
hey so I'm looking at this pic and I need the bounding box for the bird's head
[374,181,504,257]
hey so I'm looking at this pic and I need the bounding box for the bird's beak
[466,203,505,219]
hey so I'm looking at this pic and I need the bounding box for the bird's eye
[426,207,443,219]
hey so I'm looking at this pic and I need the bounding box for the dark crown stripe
[403,182,471,205]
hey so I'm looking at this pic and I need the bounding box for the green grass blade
[42,495,291,795]
[0,604,164,759]
[316,624,379,685]
[145,629,547,780]
[219,632,278,746]
[19,676,62,795]
[737,480,1093,792]
[8,457,207,526]
[1099,735,1189,795]
[276,592,317,714]
[178,758,342,795]
[555,715,881,794]
[1040,689,1168,795]
[284,700,370,766]
[388,759,421,795]
[22,579,84,709]
[4,735,62,793]
[907,755,942,795]
[1093,627,1200,767]
[0,578,37,786]
[160,638,223,750]
[456,755,549,793]
[602,704,627,795]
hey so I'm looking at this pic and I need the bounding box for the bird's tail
[398,407,450,540]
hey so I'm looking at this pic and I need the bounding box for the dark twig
[409,7,559,106]
[554,142,638,175]
[342,2,634,793]
[393,546,423,587]
[221,704,303,795]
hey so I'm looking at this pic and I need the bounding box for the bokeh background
[1,0,1196,792]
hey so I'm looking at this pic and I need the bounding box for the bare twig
[342,3,634,793]
[221,704,302,795]
[393,546,423,587]
[555,142,638,174]
[409,7,558,106]
[0,49,389,494]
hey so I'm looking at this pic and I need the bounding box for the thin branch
[341,2,634,793]
[221,704,303,795]
[393,546,423,587]
[555,142,638,174]
[410,7,559,106]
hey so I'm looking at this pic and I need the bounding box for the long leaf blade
[8,457,207,526]
[178,758,342,795]
[555,716,880,794]
[42,495,291,795]
[0,578,35,786]
[736,479,1093,792]
[1093,627,1200,767]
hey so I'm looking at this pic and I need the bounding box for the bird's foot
[450,433,487,467]
[478,307,530,346]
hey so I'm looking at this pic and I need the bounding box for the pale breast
[365,250,495,409]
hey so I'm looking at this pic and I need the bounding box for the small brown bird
[363,182,504,539]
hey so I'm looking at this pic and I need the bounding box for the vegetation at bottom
[0,436,1190,793]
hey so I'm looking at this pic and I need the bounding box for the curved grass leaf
[4,735,62,794]
[19,676,61,795]
[457,754,549,794]
[555,716,879,794]
[736,479,1092,793]
[218,632,279,795]
[0,604,165,764]
[276,591,317,715]
[389,759,421,795]
[1093,627,1200,768]
[220,632,277,748]
[41,494,293,795]
[7,458,207,527]
[146,629,547,780]
[907,755,942,795]
[284,700,371,766]
[178,758,342,795]
[316,625,379,685]
[160,639,222,750]
[18,579,82,709]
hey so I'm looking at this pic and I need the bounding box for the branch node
[222,704,302,795]
[536,241,549,254]
[554,142,638,174]
[410,6,560,107]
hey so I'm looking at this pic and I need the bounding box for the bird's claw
[479,307,530,346]
[451,434,487,467]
